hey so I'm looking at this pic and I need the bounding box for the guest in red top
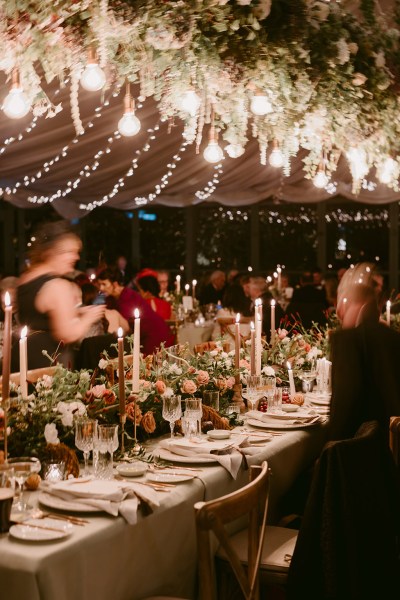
[96,268,174,355]
[136,272,172,321]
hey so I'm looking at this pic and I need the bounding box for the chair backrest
[0,365,58,388]
[287,420,400,599]
[389,416,400,469]
[193,341,217,355]
[194,462,270,600]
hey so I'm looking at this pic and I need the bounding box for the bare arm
[36,278,105,343]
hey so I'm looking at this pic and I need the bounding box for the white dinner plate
[116,463,148,477]
[147,472,195,484]
[156,448,217,465]
[9,518,73,542]
[247,417,320,431]
[266,409,319,420]
[305,393,331,406]
[38,491,102,513]
[207,430,231,440]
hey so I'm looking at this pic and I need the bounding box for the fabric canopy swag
[0,0,399,219]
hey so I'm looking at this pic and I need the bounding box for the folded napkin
[42,478,160,524]
[247,410,325,426]
[158,438,246,478]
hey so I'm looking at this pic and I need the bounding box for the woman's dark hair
[137,275,160,297]
[81,283,99,306]
[29,220,80,266]
[222,283,250,314]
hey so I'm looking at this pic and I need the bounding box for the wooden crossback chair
[195,462,297,600]
[0,365,58,389]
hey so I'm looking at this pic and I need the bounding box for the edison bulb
[378,157,396,184]
[80,64,106,92]
[203,141,224,163]
[180,90,201,116]
[225,144,245,158]
[313,170,329,188]
[118,112,141,137]
[250,95,273,116]
[269,148,284,168]
[3,87,30,119]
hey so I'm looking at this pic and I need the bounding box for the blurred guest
[97,268,174,355]
[80,282,129,336]
[312,266,325,290]
[329,263,400,441]
[115,255,134,287]
[136,273,172,321]
[199,270,226,306]
[11,221,105,369]
[286,270,328,329]
[157,270,170,298]
[212,284,251,342]
[323,273,339,312]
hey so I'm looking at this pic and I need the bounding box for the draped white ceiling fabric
[0,0,398,219]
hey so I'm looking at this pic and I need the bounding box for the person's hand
[84,305,106,323]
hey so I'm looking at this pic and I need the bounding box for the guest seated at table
[157,269,170,299]
[10,221,105,370]
[136,272,172,321]
[80,282,129,336]
[96,268,174,355]
[199,269,226,307]
[211,283,252,343]
[329,263,400,442]
[286,270,328,329]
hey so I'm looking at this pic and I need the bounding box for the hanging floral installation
[1,0,400,202]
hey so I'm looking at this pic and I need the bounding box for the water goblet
[298,359,317,393]
[262,375,277,412]
[162,395,182,438]
[7,457,41,514]
[75,418,97,477]
[183,397,202,439]
[95,424,119,480]
[246,375,263,412]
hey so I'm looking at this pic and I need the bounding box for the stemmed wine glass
[246,375,263,412]
[95,424,119,480]
[7,457,41,514]
[162,395,182,438]
[298,359,317,393]
[75,418,97,477]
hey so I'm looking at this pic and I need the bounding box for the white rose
[79,371,91,383]
[163,387,174,398]
[210,350,219,357]
[98,358,108,370]
[44,423,59,445]
[262,365,275,376]
[61,411,74,428]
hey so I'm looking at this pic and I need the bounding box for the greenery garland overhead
[1,0,400,191]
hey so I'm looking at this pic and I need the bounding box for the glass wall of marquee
[0,199,398,292]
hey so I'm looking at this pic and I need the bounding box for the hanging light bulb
[269,140,284,168]
[225,143,245,158]
[313,163,329,188]
[250,91,273,116]
[118,83,141,137]
[180,89,201,116]
[2,69,31,119]
[203,111,224,163]
[80,47,106,92]
[377,156,397,185]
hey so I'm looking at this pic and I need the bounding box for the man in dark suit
[328,264,400,441]
[286,271,328,329]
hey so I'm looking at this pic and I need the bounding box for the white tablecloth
[177,321,215,350]
[0,424,328,600]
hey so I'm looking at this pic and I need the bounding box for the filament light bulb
[203,140,224,163]
[269,147,284,168]
[3,70,30,119]
[250,94,273,116]
[313,169,329,188]
[80,50,106,92]
[180,90,201,116]
[118,112,141,137]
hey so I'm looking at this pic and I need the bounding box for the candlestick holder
[232,382,246,413]
[119,414,126,455]
[130,392,144,456]
[0,396,9,460]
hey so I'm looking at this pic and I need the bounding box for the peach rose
[215,378,227,392]
[181,379,197,394]
[304,343,311,353]
[196,370,210,386]
[239,359,250,369]
[126,401,142,425]
[103,390,116,405]
[141,411,156,434]
[278,328,288,340]
[91,384,107,398]
[226,376,236,389]
[155,380,167,394]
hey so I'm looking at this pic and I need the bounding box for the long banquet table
[0,423,328,600]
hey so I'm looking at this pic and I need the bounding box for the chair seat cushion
[216,525,298,573]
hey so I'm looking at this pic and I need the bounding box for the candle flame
[271,299,276,306]
[134,308,140,319]
[236,313,241,323]
[286,361,292,370]
[4,291,10,307]
[192,279,197,285]
[176,275,181,281]
[277,266,282,273]
[21,325,28,339]
[250,321,255,331]
[185,284,190,290]
[117,327,123,338]
[387,300,391,308]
